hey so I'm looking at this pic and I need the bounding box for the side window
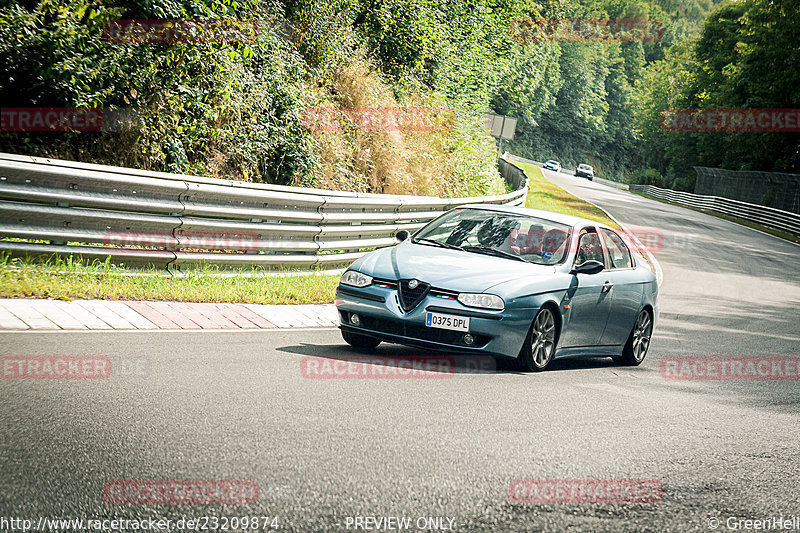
[575,230,604,265]
[600,229,633,269]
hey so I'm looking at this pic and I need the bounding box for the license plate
[425,312,470,332]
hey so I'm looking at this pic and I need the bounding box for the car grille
[372,278,458,304]
[398,280,430,311]
[344,313,489,348]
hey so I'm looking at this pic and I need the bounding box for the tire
[615,309,653,366]
[517,307,558,372]
[342,329,381,350]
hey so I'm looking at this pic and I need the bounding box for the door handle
[602,281,614,292]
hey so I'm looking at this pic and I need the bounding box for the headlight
[457,293,504,311]
[340,270,373,288]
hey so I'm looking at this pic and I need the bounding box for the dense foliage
[1,0,797,194]
[501,0,798,190]
[497,0,719,185]
[630,0,800,189]
[0,0,517,196]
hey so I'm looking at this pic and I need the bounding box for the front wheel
[518,307,557,372]
[615,310,652,366]
[342,329,381,350]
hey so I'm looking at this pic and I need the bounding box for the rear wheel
[518,307,557,372]
[342,329,381,350]
[615,309,652,366]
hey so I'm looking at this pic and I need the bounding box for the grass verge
[0,255,341,304]
[514,162,618,228]
[631,191,800,245]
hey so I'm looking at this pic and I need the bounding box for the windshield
[412,209,572,265]
[546,160,558,165]
[579,164,592,170]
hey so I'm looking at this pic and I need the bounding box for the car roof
[456,204,613,230]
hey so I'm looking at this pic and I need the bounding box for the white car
[576,164,594,180]
[544,160,561,172]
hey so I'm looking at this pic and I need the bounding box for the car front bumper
[335,285,533,359]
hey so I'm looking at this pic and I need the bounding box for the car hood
[350,241,558,293]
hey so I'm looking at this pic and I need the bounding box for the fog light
[350,313,361,326]
[463,334,475,346]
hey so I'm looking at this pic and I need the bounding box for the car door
[559,228,614,348]
[598,228,643,346]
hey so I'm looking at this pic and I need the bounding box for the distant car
[576,164,594,180]
[544,160,561,172]
[335,205,658,372]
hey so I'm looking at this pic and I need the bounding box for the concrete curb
[0,299,339,331]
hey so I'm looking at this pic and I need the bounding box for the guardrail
[629,184,800,236]
[0,153,529,270]
[694,166,800,215]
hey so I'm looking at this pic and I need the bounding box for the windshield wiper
[462,245,529,262]
[412,238,463,251]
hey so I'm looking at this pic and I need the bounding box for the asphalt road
[2,172,800,532]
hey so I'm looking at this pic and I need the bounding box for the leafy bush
[295,59,505,196]
[0,0,317,184]
[629,167,664,187]
[0,0,509,197]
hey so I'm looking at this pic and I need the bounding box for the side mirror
[570,260,605,275]
[396,230,410,242]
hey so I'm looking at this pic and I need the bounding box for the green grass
[631,191,800,245]
[515,162,619,228]
[0,255,341,304]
